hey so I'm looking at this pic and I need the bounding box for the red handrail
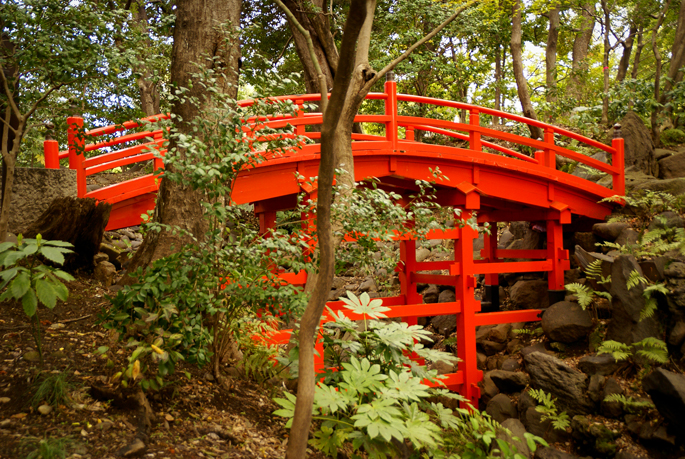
[44,81,625,201]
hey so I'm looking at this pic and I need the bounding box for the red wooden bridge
[44,77,624,407]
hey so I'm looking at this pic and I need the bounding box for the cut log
[22,197,111,271]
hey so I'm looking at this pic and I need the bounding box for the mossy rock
[661,129,685,146]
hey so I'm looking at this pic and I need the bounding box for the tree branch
[0,66,22,122]
[367,0,478,89]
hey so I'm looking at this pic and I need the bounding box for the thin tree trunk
[661,0,685,122]
[120,0,242,280]
[601,0,611,125]
[511,0,542,140]
[631,26,644,79]
[569,2,596,100]
[616,24,637,82]
[651,0,671,147]
[494,44,501,125]
[132,0,161,116]
[546,7,560,105]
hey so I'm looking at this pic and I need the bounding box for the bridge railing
[45,77,624,205]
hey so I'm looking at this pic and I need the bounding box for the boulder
[489,323,512,343]
[534,447,579,459]
[587,374,605,404]
[94,261,117,288]
[571,415,618,457]
[359,277,377,293]
[479,372,500,405]
[438,289,456,303]
[620,111,658,176]
[416,247,431,263]
[668,321,685,346]
[648,211,684,231]
[608,255,661,345]
[524,352,594,415]
[632,176,685,195]
[592,222,629,241]
[510,280,549,309]
[658,152,685,179]
[642,368,685,434]
[501,358,521,372]
[422,284,440,304]
[431,315,456,336]
[522,407,570,443]
[481,340,507,356]
[486,393,517,423]
[489,370,530,393]
[600,377,624,418]
[497,419,531,459]
[578,354,622,376]
[542,301,594,343]
[615,227,639,246]
[573,232,598,253]
[521,342,548,358]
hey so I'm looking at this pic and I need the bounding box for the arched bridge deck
[44,78,624,407]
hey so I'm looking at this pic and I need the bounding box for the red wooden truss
[46,76,624,403]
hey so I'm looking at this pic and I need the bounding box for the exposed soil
[0,275,321,459]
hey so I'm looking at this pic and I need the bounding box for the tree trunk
[601,0,611,125]
[569,2,596,101]
[494,44,501,125]
[132,0,161,116]
[545,7,560,105]
[651,0,671,147]
[510,0,542,140]
[616,24,637,82]
[631,26,644,78]
[23,197,111,271]
[661,0,685,121]
[120,0,242,281]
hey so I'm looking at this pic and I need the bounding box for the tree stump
[22,197,111,271]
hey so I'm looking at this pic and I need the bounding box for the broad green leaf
[2,250,27,267]
[22,289,38,317]
[52,270,75,282]
[10,271,31,299]
[0,242,15,253]
[39,247,70,265]
[51,282,69,302]
[0,266,19,282]
[36,278,57,309]
[43,240,74,247]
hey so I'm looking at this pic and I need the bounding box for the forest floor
[0,275,327,459]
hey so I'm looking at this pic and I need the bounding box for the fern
[528,389,570,431]
[634,337,669,364]
[640,297,658,321]
[627,271,649,290]
[585,260,612,285]
[597,340,632,361]
[565,283,594,309]
[603,394,654,413]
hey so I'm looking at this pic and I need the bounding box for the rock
[587,374,605,404]
[542,301,594,343]
[422,284,440,303]
[0,397,9,404]
[489,323,512,343]
[510,222,529,239]
[359,277,377,293]
[665,261,685,278]
[431,315,456,336]
[93,252,109,264]
[489,370,529,393]
[416,247,431,263]
[438,289,456,304]
[477,352,487,370]
[571,415,618,457]
[573,232,598,253]
[578,354,622,376]
[620,111,658,176]
[510,280,549,309]
[23,351,41,362]
[648,211,684,231]
[429,359,455,375]
[94,261,117,287]
[592,222,629,241]
[507,339,524,355]
[615,227,639,246]
[480,372,500,405]
[642,368,685,434]
[534,447,578,459]
[654,148,675,161]
[486,354,507,371]
[497,418,531,459]
[38,404,52,415]
[331,277,347,290]
[524,352,594,415]
[522,407,570,444]
[99,242,123,267]
[600,377,624,418]
[501,358,520,372]
[498,230,515,249]
[521,342,548,358]
[486,394,517,423]
[573,152,608,181]
[668,321,685,346]
[476,325,496,343]
[481,340,507,356]
[632,176,685,195]
[639,257,667,282]
[608,255,660,346]
[658,152,685,179]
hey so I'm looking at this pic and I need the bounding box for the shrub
[661,128,685,146]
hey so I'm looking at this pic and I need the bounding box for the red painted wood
[43,140,60,169]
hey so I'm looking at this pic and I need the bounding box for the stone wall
[0,168,77,235]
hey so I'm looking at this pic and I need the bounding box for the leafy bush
[0,235,74,363]
[597,337,668,365]
[661,128,685,145]
[275,292,546,458]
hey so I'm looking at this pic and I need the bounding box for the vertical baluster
[469,109,481,153]
[153,130,165,172]
[612,124,625,197]
[384,72,398,151]
[544,127,555,169]
[67,117,86,197]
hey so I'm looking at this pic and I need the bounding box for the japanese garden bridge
[44,76,624,407]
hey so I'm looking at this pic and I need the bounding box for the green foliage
[661,128,685,146]
[30,372,73,409]
[275,292,546,458]
[597,337,668,365]
[0,235,74,363]
[603,394,654,413]
[24,437,71,459]
[528,389,570,431]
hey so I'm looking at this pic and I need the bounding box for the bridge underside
[233,144,614,407]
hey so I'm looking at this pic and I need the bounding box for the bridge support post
[398,239,420,326]
[67,117,86,197]
[546,218,569,306]
[453,211,482,407]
